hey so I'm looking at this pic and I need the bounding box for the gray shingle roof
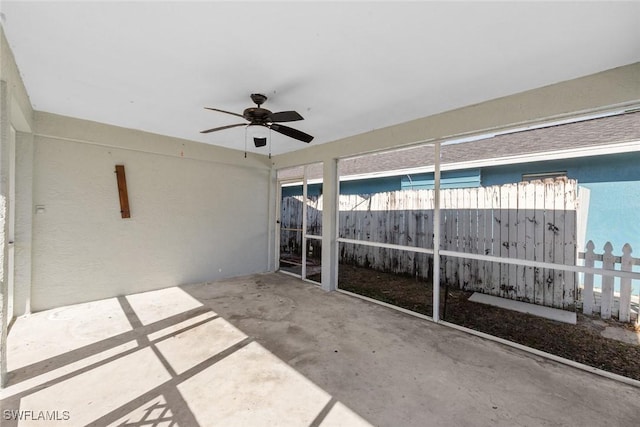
[278,111,640,181]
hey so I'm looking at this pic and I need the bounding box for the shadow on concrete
[1,283,370,426]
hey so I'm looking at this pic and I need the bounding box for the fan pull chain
[244,126,248,158]
[269,127,272,159]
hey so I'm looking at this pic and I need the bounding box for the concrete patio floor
[1,273,638,426]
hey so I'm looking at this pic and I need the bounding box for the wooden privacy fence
[580,241,640,324]
[337,179,578,309]
[283,179,579,309]
[279,195,322,261]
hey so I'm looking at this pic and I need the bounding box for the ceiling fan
[201,93,314,147]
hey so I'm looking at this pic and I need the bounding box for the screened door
[277,163,323,283]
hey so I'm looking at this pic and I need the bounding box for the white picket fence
[579,241,640,324]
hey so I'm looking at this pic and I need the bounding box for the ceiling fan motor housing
[243,107,272,124]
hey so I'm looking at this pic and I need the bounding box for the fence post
[619,244,633,323]
[563,181,577,309]
[601,242,615,320]
[582,240,595,315]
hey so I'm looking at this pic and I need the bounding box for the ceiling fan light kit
[201,94,314,157]
[245,124,270,157]
[253,138,268,148]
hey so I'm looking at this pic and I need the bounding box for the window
[521,171,567,182]
[401,169,481,190]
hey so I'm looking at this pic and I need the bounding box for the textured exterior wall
[31,122,271,311]
[14,131,33,315]
[2,24,36,387]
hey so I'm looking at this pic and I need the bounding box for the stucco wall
[1,26,35,387]
[31,114,271,311]
[13,131,33,315]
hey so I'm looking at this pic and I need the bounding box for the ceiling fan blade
[200,123,246,134]
[204,107,245,118]
[268,110,304,122]
[270,124,314,143]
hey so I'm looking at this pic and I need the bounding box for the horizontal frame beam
[337,237,640,280]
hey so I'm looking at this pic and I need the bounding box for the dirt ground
[334,264,640,381]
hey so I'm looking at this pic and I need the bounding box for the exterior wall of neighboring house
[283,150,640,259]
[282,176,399,198]
[282,169,482,197]
[482,151,640,254]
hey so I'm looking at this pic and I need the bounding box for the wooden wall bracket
[115,165,131,218]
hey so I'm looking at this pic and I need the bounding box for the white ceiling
[2,1,639,155]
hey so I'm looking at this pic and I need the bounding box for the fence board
[500,185,510,297]
[406,195,416,275]
[619,244,633,322]
[601,242,615,319]
[490,186,502,296]
[462,188,472,289]
[516,182,527,301]
[446,190,456,284]
[543,179,556,307]
[582,241,596,315]
[507,184,518,299]
[563,182,577,308]
[524,182,536,303]
[455,188,464,289]
[553,179,565,308]
[533,181,546,305]
[286,180,581,310]
[476,187,487,291]
[483,186,496,292]
[469,187,479,291]
[425,190,434,278]
[441,195,449,283]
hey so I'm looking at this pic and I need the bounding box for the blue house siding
[341,176,399,195]
[282,183,323,198]
[283,170,481,197]
[283,176,400,197]
[401,169,481,190]
[482,151,640,255]
[481,152,640,186]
